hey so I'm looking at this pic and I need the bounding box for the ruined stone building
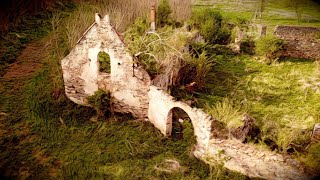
[61,14,313,179]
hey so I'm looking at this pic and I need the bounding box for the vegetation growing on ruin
[255,35,285,63]
[98,52,111,73]
[1,0,228,179]
[87,89,112,119]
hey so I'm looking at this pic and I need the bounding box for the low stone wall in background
[274,25,320,60]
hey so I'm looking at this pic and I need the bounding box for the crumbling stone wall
[61,14,151,119]
[206,138,311,180]
[148,86,212,152]
[275,25,320,60]
[61,23,100,105]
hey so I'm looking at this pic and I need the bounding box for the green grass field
[194,0,320,33]
[1,0,320,178]
[0,1,243,178]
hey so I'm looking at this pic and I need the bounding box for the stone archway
[148,86,212,152]
[166,107,196,142]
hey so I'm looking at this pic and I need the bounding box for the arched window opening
[98,51,111,73]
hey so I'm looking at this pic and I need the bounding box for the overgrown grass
[197,53,320,170]
[194,0,320,34]
[1,0,240,179]
[2,0,320,178]
[204,98,244,131]
[191,2,320,169]
[0,0,191,76]
[255,35,285,63]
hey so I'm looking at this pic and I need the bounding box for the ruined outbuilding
[275,25,320,60]
[61,14,313,179]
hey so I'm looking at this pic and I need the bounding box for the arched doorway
[167,107,196,145]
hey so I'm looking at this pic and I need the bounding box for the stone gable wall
[61,14,150,118]
[274,25,320,60]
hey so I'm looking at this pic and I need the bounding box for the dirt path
[2,41,48,80]
[0,40,49,178]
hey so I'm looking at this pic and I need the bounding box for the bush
[304,143,320,172]
[157,0,173,27]
[235,17,250,30]
[191,8,231,45]
[98,51,111,73]
[255,35,285,63]
[240,37,255,55]
[188,52,216,91]
[169,50,216,97]
[87,89,112,119]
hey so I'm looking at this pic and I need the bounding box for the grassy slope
[195,0,320,33]
[0,1,247,179]
[1,0,319,178]
[188,0,320,174]
[198,55,320,149]
[192,0,320,171]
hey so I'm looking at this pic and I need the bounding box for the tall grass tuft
[255,35,285,63]
[205,98,244,132]
[188,52,216,91]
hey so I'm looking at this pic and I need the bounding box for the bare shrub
[169,0,192,22]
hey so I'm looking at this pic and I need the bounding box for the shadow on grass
[196,54,248,106]
[279,56,315,63]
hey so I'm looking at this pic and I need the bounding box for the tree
[157,0,172,27]
[285,0,305,24]
[254,0,266,20]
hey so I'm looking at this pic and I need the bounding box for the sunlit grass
[194,0,320,35]
[199,55,320,156]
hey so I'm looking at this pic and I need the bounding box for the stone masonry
[61,14,150,119]
[148,86,212,152]
[275,25,320,60]
[61,14,314,179]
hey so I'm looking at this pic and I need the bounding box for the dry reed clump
[58,0,192,49]
[151,27,198,90]
[125,15,216,93]
[0,0,192,35]
[100,0,191,31]
[169,0,192,22]
[125,25,201,91]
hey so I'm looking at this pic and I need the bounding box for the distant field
[194,0,320,33]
